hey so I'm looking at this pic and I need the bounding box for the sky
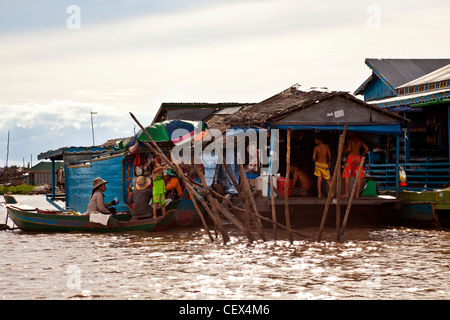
[0,0,449,166]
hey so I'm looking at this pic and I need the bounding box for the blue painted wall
[66,155,127,213]
[364,76,396,101]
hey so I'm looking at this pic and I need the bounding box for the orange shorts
[342,155,364,178]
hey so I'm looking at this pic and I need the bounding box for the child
[342,132,369,198]
[312,135,332,198]
[150,158,169,219]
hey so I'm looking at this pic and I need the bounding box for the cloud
[0,0,449,165]
[1,1,449,107]
[0,100,153,166]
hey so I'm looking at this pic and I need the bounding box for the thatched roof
[225,84,408,128]
[225,84,334,126]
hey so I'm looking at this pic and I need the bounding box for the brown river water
[0,195,449,300]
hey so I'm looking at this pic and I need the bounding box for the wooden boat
[382,189,450,227]
[5,195,178,233]
[38,130,202,229]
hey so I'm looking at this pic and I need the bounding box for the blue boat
[37,121,207,228]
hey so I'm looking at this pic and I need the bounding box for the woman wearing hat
[86,177,119,214]
[127,175,153,219]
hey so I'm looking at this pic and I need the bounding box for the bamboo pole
[340,156,366,236]
[172,162,214,242]
[193,164,232,244]
[237,163,266,241]
[215,140,240,194]
[336,147,342,242]
[214,198,254,239]
[285,128,293,244]
[129,112,223,243]
[129,112,305,243]
[317,125,347,242]
[207,181,311,240]
[194,164,255,242]
[143,140,218,242]
[248,210,311,240]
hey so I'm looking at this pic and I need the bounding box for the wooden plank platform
[256,195,400,211]
[254,195,401,228]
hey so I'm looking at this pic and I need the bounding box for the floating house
[355,58,450,191]
[212,84,410,227]
[27,161,64,186]
[37,146,118,209]
[354,58,450,226]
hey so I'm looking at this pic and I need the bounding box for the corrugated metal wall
[33,172,55,185]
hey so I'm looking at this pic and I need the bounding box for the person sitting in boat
[86,177,119,214]
[127,176,153,219]
[165,167,183,201]
[150,159,169,219]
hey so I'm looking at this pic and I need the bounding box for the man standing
[342,132,369,198]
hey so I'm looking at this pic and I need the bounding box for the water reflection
[0,195,449,299]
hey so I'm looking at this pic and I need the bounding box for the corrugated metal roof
[366,58,450,89]
[367,88,450,108]
[398,63,450,88]
[152,102,252,124]
[166,108,217,121]
[28,161,64,172]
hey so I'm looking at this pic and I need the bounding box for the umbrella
[120,120,207,153]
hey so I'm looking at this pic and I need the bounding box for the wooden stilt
[318,125,347,242]
[194,164,231,244]
[130,112,224,243]
[341,156,366,237]
[249,210,311,240]
[285,128,293,244]
[237,163,266,241]
[270,176,278,240]
[336,147,342,242]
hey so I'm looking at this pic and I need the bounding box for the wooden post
[214,198,254,239]
[129,112,223,243]
[318,125,347,242]
[248,210,311,240]
[336,147,342,242]
[341,156,366,237]
[240,171,253,241]
[172,163,214,242]
[194,164,231,244]
[285,128,293,244]
[237,163,266,241]
[270,175,277,240]
[208,184,311,239]
[395,134,400,197]
[215,140,240,194]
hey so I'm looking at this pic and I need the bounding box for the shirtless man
[342,132,369,197]
[290,164,313,196]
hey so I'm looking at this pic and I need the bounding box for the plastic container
[255,176,262,192]
[261,174,269,197]
[361,180,377,196]
[277,177,291,196]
